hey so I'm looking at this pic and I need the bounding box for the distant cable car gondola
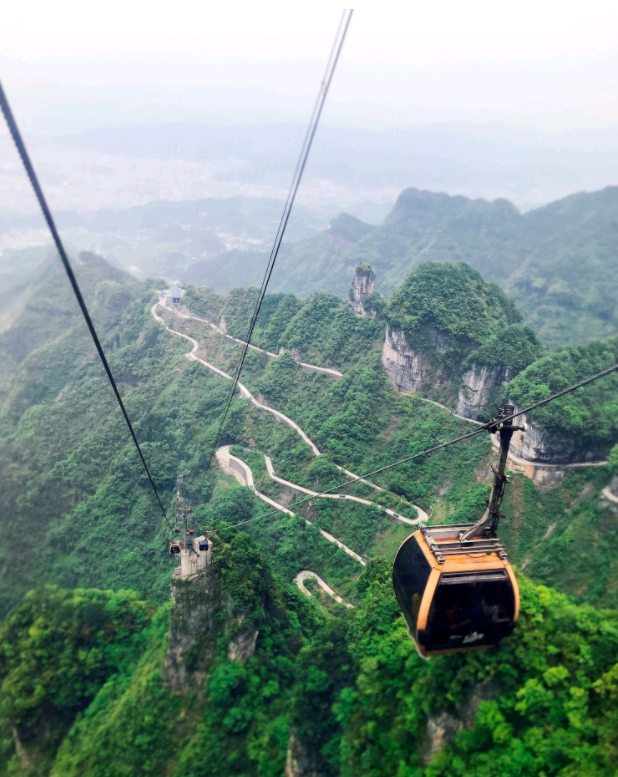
[393,405,524,656]
[198,539,209,551]
[174,526,180,534]
[169,541,181,555]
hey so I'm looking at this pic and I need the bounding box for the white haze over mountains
[1,1,618,273]
[3,1,618,132]
[2,119,618,220]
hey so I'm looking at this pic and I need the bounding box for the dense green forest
[3,545,618,777]
[182,284,382,369]
[383,262,544,394]
[2,251,618,775]
[188,185,618,348]
[508,338,618,453]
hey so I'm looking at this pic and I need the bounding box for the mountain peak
[388,187,520,226]
[329,212,373,243]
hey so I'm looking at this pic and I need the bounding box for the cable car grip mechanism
[458,404,526,543]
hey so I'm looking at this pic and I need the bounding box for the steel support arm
[459,405,526,542]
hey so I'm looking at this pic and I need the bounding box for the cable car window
[393,536,432,634]
[424,575,515,651]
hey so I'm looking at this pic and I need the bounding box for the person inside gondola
[445,594,470,631]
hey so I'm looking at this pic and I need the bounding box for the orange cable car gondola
[169,541,181,555]
[393,405,524,656]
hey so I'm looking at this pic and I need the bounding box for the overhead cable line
[0,81,170,527]
[223,361,618,530]
[199,9,353,490]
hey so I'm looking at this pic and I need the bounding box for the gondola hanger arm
[459,404,525,543]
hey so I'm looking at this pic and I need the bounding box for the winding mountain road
[153,299,320,453]
[602,486,618,504]
[163,300,343,380]
[263,453,424,526]
[154,295,614,607]
[216,445,366,565]
[153,294,616,611]
[153,298,427,523]
[160,300,609,474]
[417,396,484,426]
[294,570,354,608]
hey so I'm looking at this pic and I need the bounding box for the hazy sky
[2,2,618,135]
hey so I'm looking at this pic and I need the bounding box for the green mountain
[345,188,524,289]
[3,255,616,608]
[2,254,618,775]
[505,187,618,346]
[385,261,525,389]
[509,337,618,458]
[188,186,618,349]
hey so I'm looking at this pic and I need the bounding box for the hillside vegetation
[508,337,618,454]
[3,546,618,777]
[3,255,618,609]
[387,262,519,343]
[183,284,383,369]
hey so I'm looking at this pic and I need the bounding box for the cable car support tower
[172,473,212,579]
[176,473,193,553]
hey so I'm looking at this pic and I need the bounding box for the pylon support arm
[459,405,526,543]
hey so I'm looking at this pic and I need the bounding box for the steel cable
[198,9,353,490]
[0,80,171,528]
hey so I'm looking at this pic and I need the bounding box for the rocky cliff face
[507,409,609,464]
[228,616,259,662]
[455,362,511,420]
[164,564,259,693]
[11,717,56,773]
[164,571,219,693]
[381,328,511,418]
[382,334,605,465]
[285,730,320,777]
[381,325,450,393]
[381,326,430,392]
[420,681,499,767]
[349,264,376,317]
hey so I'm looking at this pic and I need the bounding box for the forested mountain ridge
[3,253,618,775]
[189,185,618,349]
[505,187,618,346]
[0,251,128,383]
